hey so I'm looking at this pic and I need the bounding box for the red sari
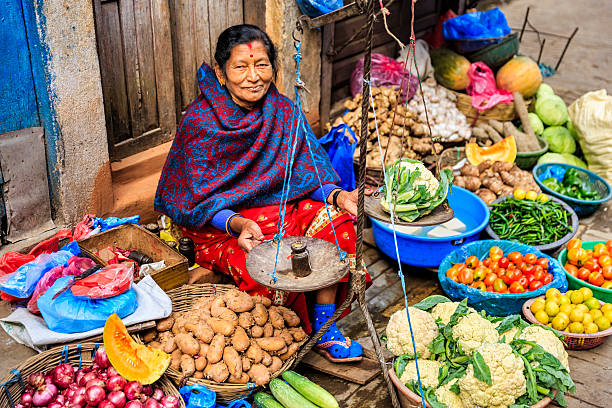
[182,199,370,333]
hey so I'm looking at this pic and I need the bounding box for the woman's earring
[219,78,225,86]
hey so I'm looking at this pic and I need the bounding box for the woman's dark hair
[214,24,277,75]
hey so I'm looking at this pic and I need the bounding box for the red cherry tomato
[529,281,543,291]
[459,268,474,285]
[466,256,479,269]
[522,264,535,275]
[526,274,535,284]
[483,258,491,268]
[483,273,497,287]
[536,258,549,270]
[533,269,544,282]
[593,243,608,258]
[493,278,507,292]
[566,238,582,250]
[473,266,487,282]
[489,246,503,259]
[577,267,590,281]
[518,276,528,288]
[486,285,494,292]
[583,259,599,272]
[542,273,553,285]
[524,253,538,265]
[498,257,510,269]
[507,252,523,265]
[589,271,604,287]
[598,255,612,267]
[455,263,467,272]
[471,281,486,291]
[606,240,612,252]
[509,281,525,293]
[602,265,612,280]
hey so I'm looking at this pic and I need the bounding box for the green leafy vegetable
[413,295,452,311]
[542,126,576,154]
[472,352,492,385]
[394,354,413,378]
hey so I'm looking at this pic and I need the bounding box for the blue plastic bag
[537,164,567,183]
[93,215,140,232]
[0,241,80,299]
[438,240,568,316]
[296,0,342,18]
[443,8,511,40]
[37,274,137,333]
[319,124,357,191]
[179,384,251,408]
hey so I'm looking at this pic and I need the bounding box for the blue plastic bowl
[371,186,490,267]
[533,163,612,217]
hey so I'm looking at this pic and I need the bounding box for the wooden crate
[78,223,188,291]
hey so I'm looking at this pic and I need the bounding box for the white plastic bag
[397,39,434,79]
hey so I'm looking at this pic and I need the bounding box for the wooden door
[93,0,177,160]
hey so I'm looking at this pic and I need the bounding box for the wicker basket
[436,146,466,176]
[523,296,612,350]
[449,88,532,125]
[0,343,184,407]
[156,284,304,404]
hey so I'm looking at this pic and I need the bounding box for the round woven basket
[156,284,304,404]
[448,88,532,125]
[0,343,183,407]
[523,296,612,350]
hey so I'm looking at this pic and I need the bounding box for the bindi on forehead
[247,42,253,58]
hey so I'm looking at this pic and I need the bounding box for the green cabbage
[561,153,587,168]
[535,95,569,126]
[537,152,587,168]
[536,83,555,99]
[542,126,576,153]
[528,113,544,135]
[566,120,578,140]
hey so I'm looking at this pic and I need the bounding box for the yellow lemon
[551,315,569,331]
[568,322,584,333]
[579,287,593,301]
[569,308,585,322]
[565,290,574,299]
[525,190,538,201]
[585,323,599,334]
[545,301,560,317]
[530,299,546,314]
[590,309,603,320]
[601,303,612,314]
[559,304,573,315]
[546,288,561,299]
[584,297,601,310]
[570,290,584,304]
[559,295,571,305]
[604,310,612,323]
[513,188,526,200]
[582,313,594,325]
[594,316,611,331]
[537,193,549,202]
[576,304,589,314]
[535,310,549,325]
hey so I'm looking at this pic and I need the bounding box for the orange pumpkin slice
[103,313,170,384]
[465,136,517,166]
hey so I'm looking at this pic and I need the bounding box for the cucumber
[254,392,285,408]
[281,370,339,408]
[269,378,319,408]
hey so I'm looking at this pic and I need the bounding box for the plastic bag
[351,54,418,102]
[295,0,342,18]
[318,124,357,191]
[0,252,35,277]
[568,90,612,184]
[27,257,96,314]
[94,215,140,232]
[442,8,511,40]
[438,240,567,316]
[71,263,134,299]
[424,10,457,49]
[466,62,514,111]
[28,229,73,257]
[0,241,81,299]
[396,40,434,80]
[73,214,97,240]
[37,274,137,333]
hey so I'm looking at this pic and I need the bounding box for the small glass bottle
[178,237,196,267]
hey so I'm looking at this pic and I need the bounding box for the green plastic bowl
[558,240,612,303]
[515,136,548,170]
[466,32,519,69]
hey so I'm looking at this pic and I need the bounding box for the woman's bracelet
[331,189,343,210]
[225,213,244,237]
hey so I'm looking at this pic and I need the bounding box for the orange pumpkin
[466,136,517,165]
[103,313,170,384]
[496,56,542,98]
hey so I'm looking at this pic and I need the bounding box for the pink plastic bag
[71,263,134,299]
[73,214,96,241]
[351,53,418,102]
[466,62,514,111]
[27,257,96,314]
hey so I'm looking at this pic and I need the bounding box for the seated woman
[155,24,370,362]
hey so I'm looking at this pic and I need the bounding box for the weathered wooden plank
[561,394,602,408]
[367,259,394,281]
[243,0,266,29]
[331,41,399,88]
[295,364,362,404]
[300,350,380,384]
[172,0,198,110]
[133,0,159,131]
[119,0,144,138]
[319,23,335,129]
[151,0,177,137]
[207,0,227,67]
[194,0,212,72]
[226,0,243,29]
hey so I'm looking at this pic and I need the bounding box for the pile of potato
[143,289,306,386]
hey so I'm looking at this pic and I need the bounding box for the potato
[252,303,268,326]
[277,306,300,327]
[180,354,196,377]
[156,316,174,332]
[159,331,177,354]
[194,371,204,379]
[175,333,200,356]
[252,295,272,307]
[224,289,255,313]
[142,328,158,343]
[195,355,207,372]
[228,373,250,384]
[210,297,227,317]
[238,312,255,329]
[268,356,283,373]
[208,317,236,336]
[250,325,264,338]
[261,351,272,367]
[232,327,250,352]
[268,307,285,329]
[207,334,225,364]
[204,361,229,383]
[223,346,242,377]
[199,342,209,357]
[263,322,274,338]
[289,327,307,342]
[218,308,238,323]
[185,322,214,343]
[279,343,300,361]
[248,364,270,386]
[192,296,214,311]
[246,342,263,363]
[172,313,188,335]
[241,356,252,372]
[256,337,286,352]
[170,349,182,371]
[278,329,293,346]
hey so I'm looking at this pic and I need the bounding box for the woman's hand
[231,217,264,253]
[334,188,373,216]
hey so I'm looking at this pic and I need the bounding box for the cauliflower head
[494,322,520,344]
[399,360,443,388]
[459,343,526,408]
[518,325,570,371]
[386,307,438,357]
[431,302,476,325]
[435,378,464,408]
[451,313,499,355]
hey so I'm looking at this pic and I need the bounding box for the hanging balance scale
[364,194,454,226]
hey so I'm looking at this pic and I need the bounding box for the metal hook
[293,19,304,45]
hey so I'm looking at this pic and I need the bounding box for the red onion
[21,391,33,405]
[15,404,25,408]
[150,389,164,401]
[124,382,142,401]
[107,391,127,408]
[94,347,111,369]
[48,403,63,408]
[106,367,119,378]
[141,386,152,397]
[79,372,98,388]
[32,383,58,406]
[125,401,143,408]
[106,375,127,392]
[56,395,66,404]
[98,401,115,408]
[85,385,105,407]
[69,394,86,407]
[28,373,45,388]
[53,364,75,389]
[86,379,106,389]
[45,374,54,385]
[143,399,161,408]
[158,396,179,408]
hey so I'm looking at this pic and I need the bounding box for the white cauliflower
[451,313,499,355]
[399,360,443,388]
[518,325,570,371]
[431,302,475,325]
[459,343,526,408]
[494,322,520,344]
[386,307,438,357]
[435,378,464,408]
